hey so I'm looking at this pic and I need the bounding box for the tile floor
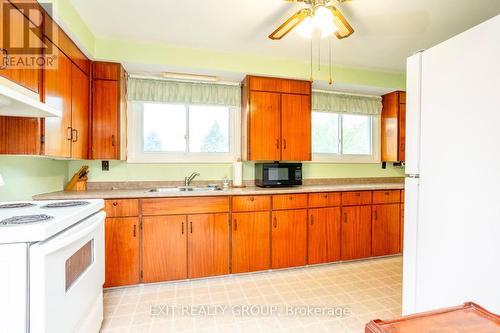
[100,256,402,333]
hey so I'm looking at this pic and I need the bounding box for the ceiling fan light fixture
[297,16,314,38]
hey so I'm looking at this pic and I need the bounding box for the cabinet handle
[385,192,390,196]
[111,134,116,147]
[181,222,184,234]
[67,127,72,141]
[356,193,361,197]
[112,201,118,207]
[283,139,287,149]
[276,139,280,149]
[133,224,136,237]
[190,221,193,233]
[310,214,314,225]
[250,197,254,202]
[344,213,348,224]
[289,196,293,200]
[72,129,78,142]
[323,194,328,199]
[374,210,378,220]
[273,217,277,228]
[234,219,237,231]
[0,48,8,70]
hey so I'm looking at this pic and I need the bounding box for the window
[312,111,380,163]
[128,102,239,163]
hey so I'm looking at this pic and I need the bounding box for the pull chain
[317,33,321,71]
[329,37,333,85]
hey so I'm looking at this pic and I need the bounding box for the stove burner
[41,201,90,209]
[0,214,54,226]
[0,203,37,209]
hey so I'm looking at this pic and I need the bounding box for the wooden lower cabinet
[142,216,187,283]
[271,209,307,269]
[187,213,229,278]
[308,207,341,265]
[341,205,372,260]
[104,217,140,287]
[372,204,401,257]
[231,211,270,273]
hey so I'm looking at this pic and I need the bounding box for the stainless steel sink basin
[146,186,221,193]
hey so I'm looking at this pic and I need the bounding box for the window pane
[189,106,229,153]
[312,112,339,154]
[143,103,186,152]
[342,114,371,155]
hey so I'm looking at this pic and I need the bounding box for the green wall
[66,160,404,184]
[0,156,68,201]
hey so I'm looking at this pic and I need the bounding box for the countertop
[33,183,405,200]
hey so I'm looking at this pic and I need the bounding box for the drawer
[341,191,372,206]
[401,190,405,202]
[104,199,139,217]
[142,197,229,216]
[232,195,271,212]
[272,194,308,210]
[373,190,401,204]
[308,192,341,208]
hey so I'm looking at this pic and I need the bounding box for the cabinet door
[142,216,187,283]
[187,213,229,278]
[0,1,41,92]
[341,205,372,260]
[271,209,307,269]
[70,64,89,159]
[0,116,41,154]
[281,93,311,161]
[398,103,406,161]
[92,79,119,159]
[372,204,400,256]
[104,217,140,287]
[232,211,270,273]
[308,207,341,265]
[43,39,72,158]
[248,91,281,161]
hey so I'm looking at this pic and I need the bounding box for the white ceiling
[71,0,500,72]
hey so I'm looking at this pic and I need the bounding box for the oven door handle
[32,212,105,254]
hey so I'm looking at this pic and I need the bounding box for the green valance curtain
[128,78,241,107]
[312,91,382,115]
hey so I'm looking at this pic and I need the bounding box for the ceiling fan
[269,0,354,40]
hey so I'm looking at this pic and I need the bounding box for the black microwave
[255,163,302,187]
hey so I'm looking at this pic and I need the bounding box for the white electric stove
[0,199,105,333]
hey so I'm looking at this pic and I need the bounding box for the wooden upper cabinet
[91,62,127,160]
[372,204,400,256]
[271,209,307,269]
[247,91,281,161]
[281,93,311,161]
[242,75,311,161]
[43,38,72,158]
[308,207,341,265]
[0,116,41,154]
[104,217,140,287]
[70,64,90,159]
[231,211,270,273]
[142,215,187,283]
[187,213,229,279]
[381,91,406,162]
[0,0,42,93]
[341,205,372,260]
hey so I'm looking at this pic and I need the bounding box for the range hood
[0,76,61,118]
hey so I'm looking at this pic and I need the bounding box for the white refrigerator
[403,14,500,315]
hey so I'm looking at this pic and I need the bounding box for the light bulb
[313,6,337,38]
[297,16,314,39]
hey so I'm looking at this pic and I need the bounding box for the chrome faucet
[184,172,200,187]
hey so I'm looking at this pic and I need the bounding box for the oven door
[29,211,105,333]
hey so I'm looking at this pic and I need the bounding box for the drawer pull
[356,193,361,197]
[190,221,193,233]
[344,213,348,224]
[289,196,293,200]
[273,217,278,228]
[374,210,378,220]
[133,224,136,237]
[181,222,184,234]
[234,219,238,231]
[249,197,254,202]
[276,139,280,149]
[385,192,390,196]
[323,194,328,199]
[112,202,118,207]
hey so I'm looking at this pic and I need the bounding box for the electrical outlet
[102,160,109,171]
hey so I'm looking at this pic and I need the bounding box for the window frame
[127,101,241,163]
[311,111,381,164]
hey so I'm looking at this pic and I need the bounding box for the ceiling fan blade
[269,8,311,40]
[327,5,354,39]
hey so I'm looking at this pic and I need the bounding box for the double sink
[146,186,222,193]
